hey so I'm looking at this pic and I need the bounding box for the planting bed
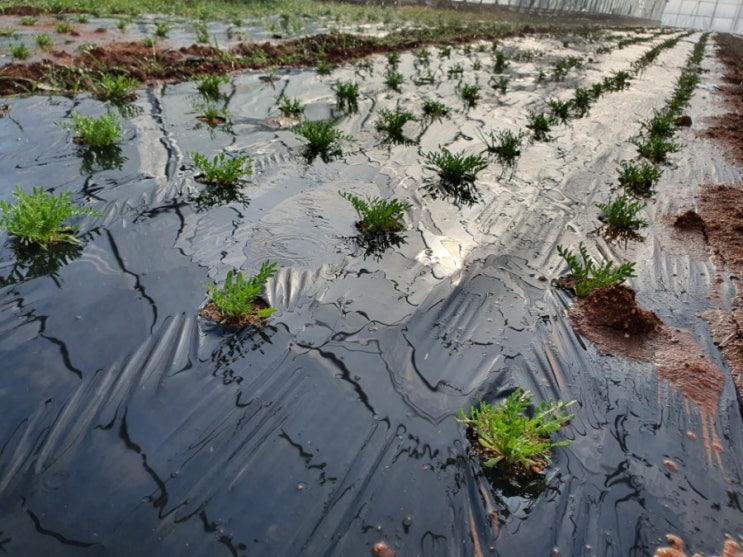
[1,14,743,557]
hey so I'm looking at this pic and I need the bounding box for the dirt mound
[673,210,706,232]
[575,284,661,335]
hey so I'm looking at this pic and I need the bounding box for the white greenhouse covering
[661,0,743,33]
[450,0,666,19]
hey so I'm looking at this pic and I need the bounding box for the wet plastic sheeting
[1,32,742,557]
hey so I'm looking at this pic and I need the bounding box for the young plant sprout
[93,73,139,103]
[277,96,305,118]
[422,99,450,121]
[460,83,481,109]
[384,70,404,93]
[481,128,524,167]
[293,120,351,163]
[457,389,575,475]
[596,194,648,231]
[341,192,411,233]
[335,80,360,114]
[195,74,230,100]
[557,242,636,297]
[549,99,572,124]
[202,261,278,327]
[58,112,122,148]
[0,185,102,248]
[375,109,418,146]
[193,152,252,187]
[617,161,661,197]
[526,112,555,142]
[633,135,680,164]
[424,147,489,205]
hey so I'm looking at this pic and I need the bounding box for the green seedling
[93,73,139,103]
[204,261,278,324]
[341,191,411,233]
[20,17,37,26]
[425,148,489,205]
[384,70,404,93]
[460,83,481,109]
[193,152,252,187]
[457,389,575,473]
[154,21,169,38]
[386,51,400,69]
[481,128,524,167]
[277,96,305,118]
[571,87,592,117]
[375,109,418,146]
[557,242,636,297]
[422,99,450,121]
[641,110,676,138]
[335,80,360,114]
[55,22,73,34]
[10,43,29,60]
[58,112,122,148]
[316,61,334,76]
[0,185,102,248]
[0,28,15,38]
[493,50,509,73]
[293,120,351,163]
[633,134,680,164]
[617,161,661,197]
[141,37,157,48]
[596,194,648,231]
[195,74,230,100]
[549,99,571,124]
[194,21,209,43]
[76,14,89,23]
[117,19,128,31]
[603,70,631,91]
[414,48,431,68]
[493,76,509,95]
[526,112,555,142]
[439,45,452,59]
[447,63,464,79]
[35,33,53,49]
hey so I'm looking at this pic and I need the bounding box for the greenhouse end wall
[662,0,743,34]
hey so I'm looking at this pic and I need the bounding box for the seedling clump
[384,70,404,93]
[335,80,360,114]
[557,242,636,297]
[460,83,481,109]
[425,147,489,205]
[549,99,571,124]
[193,152,252,187]
[526,112,555,142]
[341,192,411,233]
[0,185,102,248]
[633,134,680,164]
[202,261,278,327]
[277,96,305,118]
[11,42,30,60]
[617,161,661,197]
[93,73,139,103]
[422,99,450,121]
[195,74,230,100]
[59,112,122,148]
[293,120,351,163]
[375,109,418,146]
[482,129,524,167]
[457,389,575,477]
[596,194,648,231]
[571,87,592,117]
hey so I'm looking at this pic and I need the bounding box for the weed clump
[557,242,636,297]
[457,389,575,477]
[341,192,411,233]
[193,152,252,187]
[202,261,278,327]
[0,185,102,248]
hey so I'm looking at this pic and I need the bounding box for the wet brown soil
[570,285,725,459]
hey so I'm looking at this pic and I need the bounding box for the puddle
[0,27,742,557]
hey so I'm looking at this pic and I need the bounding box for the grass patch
[0,185,102,248]
[375,109,418,146]
[557,242,636,297]
[341,191,411,233]
[457,389,575,474]
[193,152,252,187]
